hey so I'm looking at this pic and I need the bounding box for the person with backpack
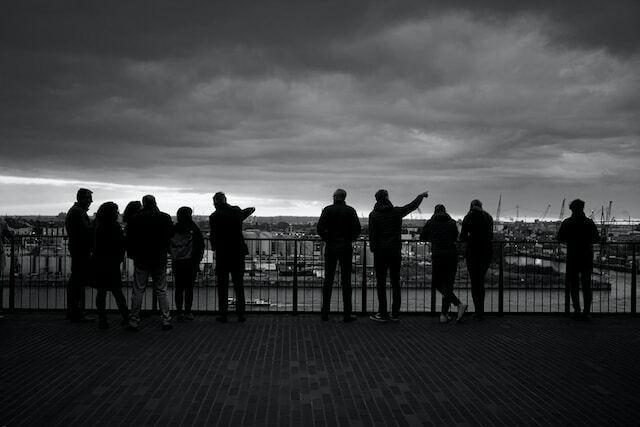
[93,202,129,329]
[171,207,204,321]
[420,204,467,323]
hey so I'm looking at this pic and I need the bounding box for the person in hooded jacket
[368,189,429,322]
[460,199,493,320]
[420,204,467,323]
[171,206,204,321]
[93,202,129,329]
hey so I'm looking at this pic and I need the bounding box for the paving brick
[1,314,640,426]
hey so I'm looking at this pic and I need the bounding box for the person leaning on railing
[420,204,468,323]
[459,199,493,321]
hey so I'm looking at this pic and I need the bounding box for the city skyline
[1,1,639,218]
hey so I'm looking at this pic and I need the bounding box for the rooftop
[1,313,639,426]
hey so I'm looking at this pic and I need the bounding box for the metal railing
[1,235,638,315]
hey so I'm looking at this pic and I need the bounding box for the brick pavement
[1,313,639,426]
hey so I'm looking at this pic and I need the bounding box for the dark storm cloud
[1,0,639,216]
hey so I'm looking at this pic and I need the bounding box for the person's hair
[122,201,142,223]
[434,204,446,214]
[96,202,119,224]
[142,195,157,209]
[76,188,92,201]
[213,192,226,204]
[569,199,585,212]
[375,189,389,202]
[333,189,347,201]
[470,199,483,209]
[177,206,193,223]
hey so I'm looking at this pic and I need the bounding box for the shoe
[581,313,591,322]
[473,314,484,321]
[343,315,357,323]
[184,313,195,321]
[456,304,468,322]
[238,316,247,322]
[125,323,139,332]
[161,323,173,331]
[321,315,329,322]
[98,320,109,330]
[216,316,228,323]
[439,313,452,324]
[369,313,388,322]
[389,314,400,322]
[177,314,186,322]
[571,311,582,321]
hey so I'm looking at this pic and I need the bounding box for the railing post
[9,236,16,312]
[292,240,298,315]
[498,242,504,316]
[430,246,437,314]
[631,243,637,315]
[361,241,367,314]
[564,244,571,315]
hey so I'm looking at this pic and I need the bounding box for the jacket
[317,201,361,253]
[172,220,205,265]
[65,203,93,258]
[93,221,125,289]
[368,196,422,252]
[125,207,173,268]
[420,212,458,256]
[209,203,253,267]
[557,213,600,264]
[460,208,493,255]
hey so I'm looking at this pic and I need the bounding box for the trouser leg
[68,256,89,320]
[185,263,195,314]
[374,252,389,316]
[581,268,592,314]
[111,286,129,321]
[339,249,353,317]
[151,265,170,324]
[322,252,338,315]
[389,251,402,317]
[96,289,107,321]
[231,269,245,316]
[566,264,581,312]
[437,254,460,314]
[467,257,487,315]
[217,270,229,316]
[173,262,185,314]
[129,266,149,326]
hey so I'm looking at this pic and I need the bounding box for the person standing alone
[557,199,600,320]
[317,189,361,322]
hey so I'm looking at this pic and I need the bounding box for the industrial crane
[559,198,565,221]
[541,204,551,221]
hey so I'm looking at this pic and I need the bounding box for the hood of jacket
[373,201,394,213]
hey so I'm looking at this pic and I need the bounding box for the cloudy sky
[1,0,639,220]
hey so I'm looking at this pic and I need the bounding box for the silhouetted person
[65,188,94,322]
[209,192,255,323]
[368,189,428,322]
[171,206,204,321]
[317,189,361,322]
[0,218,13,320]
[557,199,600,321]
[460,199,493,320]
[420,204,467,323]
[126,195,174,331]
[122,201,142,261]
[93,202,129,329]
